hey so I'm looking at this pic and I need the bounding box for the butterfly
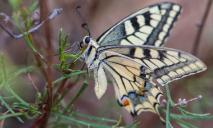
[79,2,207,120]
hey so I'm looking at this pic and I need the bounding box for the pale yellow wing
[94,64,108,99]
[99,51,163,117]
[98,45,207,86]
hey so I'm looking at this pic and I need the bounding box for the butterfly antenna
[76,6,91,36]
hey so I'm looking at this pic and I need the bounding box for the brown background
[0,0,213,128]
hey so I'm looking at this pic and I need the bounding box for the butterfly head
[79,36,99,51]
[79,36,91,49]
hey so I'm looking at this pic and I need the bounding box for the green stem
[7,87,29,106]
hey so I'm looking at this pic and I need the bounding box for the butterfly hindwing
[99,51,163,116]
[96,46,206,117]
[98,45,207,86]
[94,64,108,99]
[97,2,181,47]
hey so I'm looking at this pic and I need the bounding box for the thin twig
[27,73,39,92]
[0,13,10,22]
[174,95,202,107]
[31,37,50,81]
[192,0,212,55]
[0,8,62,39]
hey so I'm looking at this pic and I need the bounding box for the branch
[192,0,212,55]
[30,1,59,128]
[0,8,62,39]
[174,95,203,107]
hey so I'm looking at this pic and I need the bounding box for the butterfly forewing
[97,2,181,47]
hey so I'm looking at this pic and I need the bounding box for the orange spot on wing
[122,99,130,106]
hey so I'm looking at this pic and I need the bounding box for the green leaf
[165,85,172,128]
[0,113,24,121]
[178,107,210,118]
[6,87,29,106]
[8,0,22,10]
[11,9,40,54]
[176,120,199,128]
[58,28,83,70]
[29,1,38,12]
[72,111,117,123]
[170,113,213,120]
[7,66,35,82]
[53,70,87,85]
[58,28,69,70]
[64,53,82,60]
[0,96,24,123]
[53,112,113,128]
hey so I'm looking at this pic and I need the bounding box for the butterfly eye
[84,36,91,44]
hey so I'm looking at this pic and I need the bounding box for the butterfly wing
[91,1,205,119]
[97,2,181,47]
[94,64,108,99]
[98,45,207,86]
[97,46,206,117]
[98,51,163,117]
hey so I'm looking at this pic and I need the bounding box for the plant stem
[31,1,54,128]
[53,62,77,102]
[40,0,53,108]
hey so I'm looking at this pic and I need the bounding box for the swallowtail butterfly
[79,2,207,119]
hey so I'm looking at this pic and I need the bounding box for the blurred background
[0,0,213,128]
